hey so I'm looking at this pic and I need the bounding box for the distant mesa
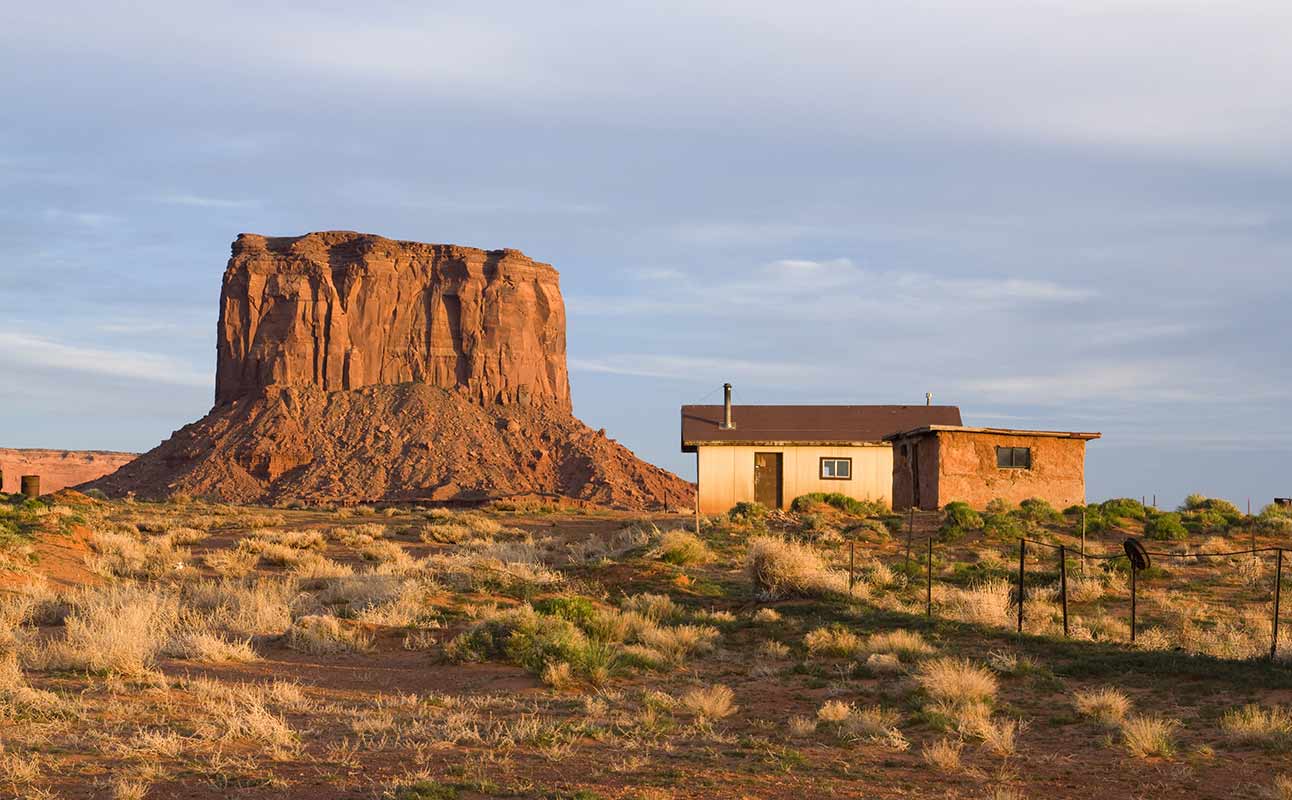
[86,231,690,509]
[1,449,137,495]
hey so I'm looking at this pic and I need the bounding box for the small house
[680,385,962,513]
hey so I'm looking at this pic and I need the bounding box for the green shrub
[729,502,768,524]
[1018,498,1062,524]
[1100,498,1146,523]
[1145,512,1188,541]
[790,492,887,516]
[1257,505,1292,535]
[533,596,598,627]
[986,498,1013,515]
[658,530,714,565]
[983,512,1024,540]
[939,502,983,542]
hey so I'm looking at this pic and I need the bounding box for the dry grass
[915,657,998,707]
[938,579,1013,628]
[1073,687,1131,727]
[817,699,851,724]
[1121,714,1179,758]
[788,715,817,736]
[922,737,963,772]
[658,530,714,565]
[89,530,187,579]
[1263,775,1292,800]
[804,626,861,658]
[864,629,935,660]
[25,585,174,676]
[285,615,374,655]
[752,608,781,623]
[679,685,737,720]
[1220,704,1292,747]
[746,536,847,598]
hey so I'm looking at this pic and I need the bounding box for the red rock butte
[216,231,570,410]
[87,232,691,509]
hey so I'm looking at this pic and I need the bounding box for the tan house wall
[933,431,1088,510]
[696,444,892,514]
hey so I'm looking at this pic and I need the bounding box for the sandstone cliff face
[0,449,136,494]
[215,232,570,410]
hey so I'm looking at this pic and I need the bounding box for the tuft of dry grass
[680,685,737,720]
[112,777,150,800]
[922,737,963,772]
[804,626,861,658]
[752,607,781,623]
[816,700,851,724]
[1263,775,1292,800]
[938,579,1013,628]
[285,615,374,655]
[1121,714,1179,758]
[1073,687,1131,727]
[25,585,175,676]
[746,536,847,598]
[1220,704,1292,747]
[658,530,714,565]
[915,657,998,707]
[788,715,818,736]
[864,629,935,661]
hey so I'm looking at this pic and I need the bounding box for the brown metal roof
[885,425,1101,441]
[681,405,963,451]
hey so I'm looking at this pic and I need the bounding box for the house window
[996,446,1032,470]
[820,457,852,480]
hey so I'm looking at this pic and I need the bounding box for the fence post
[1274,548,1284,661]
[1017,539,1026,634]
[1130,561,1137,643]
[1060,543,1069,638]
[1081,510,1087,576]
[926,537,933,618]
[848,540,856,596]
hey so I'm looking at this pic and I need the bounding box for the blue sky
[2,1,1289,508]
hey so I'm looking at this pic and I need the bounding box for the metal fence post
[905,507,914,573]
[1274,548,1284,661]
[1130,561,1138,644]
[848,540,856,596]
[1060,543,1069,638]
[1081,510,1087,576]
[926,537,933,618]
[1017,539,1026,634]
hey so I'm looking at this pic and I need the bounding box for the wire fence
[844,531,1291,663]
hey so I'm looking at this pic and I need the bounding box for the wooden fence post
[1274,548,1284,662]
[926,537,933,618]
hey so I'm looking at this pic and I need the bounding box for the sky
[1,1,1290,509]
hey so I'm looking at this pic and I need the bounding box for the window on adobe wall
[996,446,1032,470]
[820,457,852,480]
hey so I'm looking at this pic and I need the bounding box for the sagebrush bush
[728,502,768,525]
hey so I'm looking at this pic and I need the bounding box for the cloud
[570,354,828,382]
[155,193,254,209]
[0,330,210,388]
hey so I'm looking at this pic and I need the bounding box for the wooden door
[753,452,783,509]
[911,444,922,509]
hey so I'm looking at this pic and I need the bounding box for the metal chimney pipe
[925,392,932,407]
[721,383,734,429]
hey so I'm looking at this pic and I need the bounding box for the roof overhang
[682,439,891,453]
[884,425,1102,442]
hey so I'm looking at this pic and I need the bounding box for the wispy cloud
[155,193,254,209]
[570,354,828,382]
[0,330,210,387]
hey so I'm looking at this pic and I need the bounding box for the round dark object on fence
[1123,537,1150,571]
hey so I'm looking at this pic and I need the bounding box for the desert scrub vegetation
[1220,703,1292,749]
[939,501,983,541]
[1073,686,1131,727]
[790,492,888,516]
[657,529,713,565]
[746,535,847,598]
[1120,714,1179,758]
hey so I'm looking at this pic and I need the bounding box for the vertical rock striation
[215,232,571,410]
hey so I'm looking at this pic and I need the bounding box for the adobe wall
[696,444,892,514]
[891,434,942,511]
[934,431,1088,510]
